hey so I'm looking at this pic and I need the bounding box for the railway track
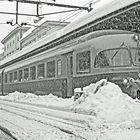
[0,99,94,140]
[0,125,17,140]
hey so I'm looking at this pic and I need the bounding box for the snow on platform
[0,79,140,140]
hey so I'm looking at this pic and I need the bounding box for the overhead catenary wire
[0,0,97,41]
[0,0,90,26]
[61,0,97,22]
[20,0,95,27]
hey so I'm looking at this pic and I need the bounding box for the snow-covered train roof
[62,0,138,35]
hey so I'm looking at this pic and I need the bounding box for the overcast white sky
[0,0,112,53]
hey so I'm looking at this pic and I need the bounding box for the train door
[66,52,73,97]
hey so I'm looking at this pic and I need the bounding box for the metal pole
[37,3,39,17]
[16,1,19,24]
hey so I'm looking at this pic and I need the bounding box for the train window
[30,66,36,80]
[70,56,73,75]
[130,48,140,65]
[76,51,91,74]
[4,74,8,83]
[9,73,13,83]
[18,70,23,82]
[17,36,19,41]
[57,60,62,76]
[47,60,55,78]
[14,71,18,82]
[24,68,29,80]
[37,63,45,79]
[94,48,130,67]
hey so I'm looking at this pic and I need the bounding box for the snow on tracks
[0,99,94,140]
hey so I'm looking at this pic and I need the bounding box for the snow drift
[73,79,140,123]
[0,79,140,124]
[0,79,140,139]
[0,91,73,108]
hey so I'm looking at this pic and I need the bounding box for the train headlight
[123,78,128,85]
[129,78,134,83]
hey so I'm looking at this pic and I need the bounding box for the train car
[0,30,140,100]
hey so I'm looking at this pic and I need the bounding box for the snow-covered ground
[0,79,140,140]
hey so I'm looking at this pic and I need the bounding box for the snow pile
[0,79,140,124]
[73,79,140,123]
[0,91,73,108]
[0,79,140,139]
[0,91,37,102]
[40,94,73,107]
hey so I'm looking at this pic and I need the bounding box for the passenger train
[0,0,140,99]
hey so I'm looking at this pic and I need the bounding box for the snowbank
[0,79,140,124]
[0,91,73,108]
[0,79,140,139]
[73,79,140,123]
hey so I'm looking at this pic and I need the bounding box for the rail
[0,125,17,140]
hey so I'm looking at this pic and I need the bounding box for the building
[1,26,29,59]
[0,18,69,60]
[20,20,69,50]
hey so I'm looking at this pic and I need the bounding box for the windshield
[130,48,140,65]
[95,48,131,67]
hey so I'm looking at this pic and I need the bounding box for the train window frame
[47,60,55,78]
[9,72,13,83]
[57,59,62,76]
[14,71,18,82]
[4,74,8,83]
[37,63,45,79]
[5,74,8,83]
[30,66,36,80]
[17,36,19,42]
[24,68,29,81]
[18,70,23,82]
[130,48,140,66]
[70,55,73,75]
[94,48,131,68]
[76,50,91,74]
